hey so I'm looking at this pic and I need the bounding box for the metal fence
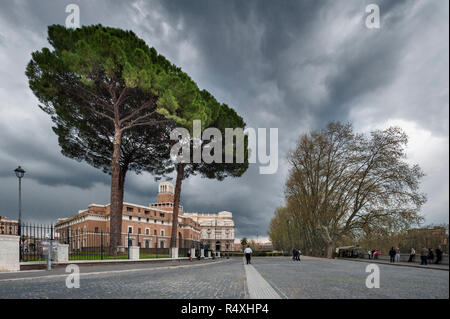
[1,223,202,262]
[20,223,54,262]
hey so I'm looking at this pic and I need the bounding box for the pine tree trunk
[170,163,185,248]
[109,129,123,256]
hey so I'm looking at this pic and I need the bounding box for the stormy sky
[0,0,448,238]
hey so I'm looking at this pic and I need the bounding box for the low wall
[359,253,449,265]
[0,235,20,272]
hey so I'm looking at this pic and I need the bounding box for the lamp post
[14,166,25,234]
[14,166,25,262]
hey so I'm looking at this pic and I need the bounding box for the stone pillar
[207,250,211,258]
[200,248,205,258]
[190,248,196,259]
[129,246,140,260]
[55,244,69,263]
[217,251,221,258]
[0,235,20,272]
[170,247,178,259]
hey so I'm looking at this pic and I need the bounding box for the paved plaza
[0,257,448,299]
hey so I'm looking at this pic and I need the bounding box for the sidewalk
[339,257,449,271]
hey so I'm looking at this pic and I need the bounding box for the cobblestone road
[252,256,449,299]
[0,259,247,299]
[0,256,447,298]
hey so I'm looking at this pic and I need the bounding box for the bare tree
[283,122,426,258]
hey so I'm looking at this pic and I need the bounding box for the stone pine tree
[169,90,249,252]
[26,25,209,253]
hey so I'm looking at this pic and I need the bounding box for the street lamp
[14,166,25,235]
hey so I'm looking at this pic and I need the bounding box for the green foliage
[26,24,211,131]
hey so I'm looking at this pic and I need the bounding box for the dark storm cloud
[0,0,447,236]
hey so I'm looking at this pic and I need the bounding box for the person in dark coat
[296,248,301,261]
[292,248,297,261]
[435,246,443,264]
[389,247,396,263]
[428,248,434,264]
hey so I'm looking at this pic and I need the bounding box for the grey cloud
[0,0,447,237]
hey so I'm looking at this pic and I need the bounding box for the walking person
[428,248,434,264]
[420,246,428,265]
[292,248,297,261]
[368,249,372,259]
[389,247,396,263]
[244,246,253,265]
[395,247,401,263]
[435,246,443,264]
[297,248,301,261]
[408,248,416,262]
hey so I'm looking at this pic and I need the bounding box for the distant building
[0,216,18,235]
[234,237,273,252]
[184,211,235,252]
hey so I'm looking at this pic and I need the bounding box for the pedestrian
[292,248,297,261]
[395,247,401,263]
[420,246,428,265]
[389,247,396,263]
[428,248,434,264]
[408,248,416,262]
[297,248,301,261]
[368,249,372,259]
[435,246,443,264]
[373,249,379,259]
[244,246,253,264]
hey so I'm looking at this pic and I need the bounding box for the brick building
[55,182,201,250]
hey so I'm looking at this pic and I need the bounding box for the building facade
[184,211,235,252]
[54,182,236,252]
[0,216,18,235]
[55,182,201,250]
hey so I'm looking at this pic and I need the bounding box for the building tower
[157,182,174,204]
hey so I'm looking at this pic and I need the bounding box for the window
[146,218,149,222]
[126,207,133,212]
[138,228,141,234]
[94,227,99,233]
[160,230,164,236]
[145,210,150,215]
[160,213,165,217]
[138,217,141,221]
[129,216,132,221]
[154,220,157,223]
[146,228,150,235]
[154,230,157,235]
[161,221,164,225]
[128,226,133,234]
